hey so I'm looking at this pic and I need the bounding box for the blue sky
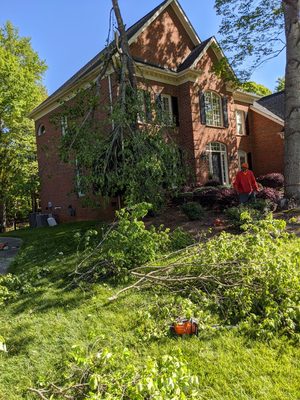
[1,0,285,95]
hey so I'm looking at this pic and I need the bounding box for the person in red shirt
[233,163,259,204]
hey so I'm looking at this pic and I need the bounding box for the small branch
[28,388,49,400]
[108,278,143,301]
[253,45,286,70]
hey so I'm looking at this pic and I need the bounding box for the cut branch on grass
[109,258,245,301]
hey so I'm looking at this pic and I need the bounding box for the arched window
[37,124,46,136]
[204,91,222,127]
[205,142,229,185]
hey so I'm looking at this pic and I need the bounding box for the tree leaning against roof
[215,0,300,201]
[0,22,47,230]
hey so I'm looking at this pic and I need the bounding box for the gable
[130,4,195,71]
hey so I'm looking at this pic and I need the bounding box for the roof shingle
[177,38,211,72]
[257,91,284,120]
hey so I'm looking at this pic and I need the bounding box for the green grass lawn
[0,222,299,399]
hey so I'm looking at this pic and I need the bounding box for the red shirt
[233,170,259,194]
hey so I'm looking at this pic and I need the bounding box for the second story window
[236,110,246,135]
[161,94,173,125]
[137,90,152,123]
[204,91,223,127]
[155,94,180,126]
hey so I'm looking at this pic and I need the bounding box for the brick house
[30,0,285,222]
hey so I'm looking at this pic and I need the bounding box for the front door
[211,152,222,184]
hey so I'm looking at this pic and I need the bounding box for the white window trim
[137,90,152,124]
[161,94,173,125]
[37,124,46,136]
[235,110,246,136]
[61,116,68,136]
[204,91,223,128]
[206,142,229,185]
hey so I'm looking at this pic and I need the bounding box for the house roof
[30,0,203,119]
[177,38,212,72]
[256,91,284,120]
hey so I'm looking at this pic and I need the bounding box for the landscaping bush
[225,206,262,229]
[181,202,204,220]
[216,188,239,209]
[256,173,284,188]
[257,187,282,204]
[204,179,220,187]
[171,191,193,205]
[193,187,219,207]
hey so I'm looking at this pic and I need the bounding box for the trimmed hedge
[256,173,284,189]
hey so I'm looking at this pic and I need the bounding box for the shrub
[256,173,284,188]
[225,206,261,229]
[257,187,282,204]
[216,188,239,209]
[169,227,195,250]
[171,191,193,206]
[181,202,204,220]
[204,179,220,187]
[193,187,219,207]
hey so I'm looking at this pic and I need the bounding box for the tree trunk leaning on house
[111,0,137,92]
[283,0,300,201]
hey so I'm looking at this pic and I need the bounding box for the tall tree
[59,1,186,211]
[215,0,300,201]
[0,22,47,230]
[275,76,285,92]
[242,81,272,96]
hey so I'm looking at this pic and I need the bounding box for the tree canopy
[242,81,272,96]
[215,0,284,81]
[215,0,300,201]
[0,21,47,229]
[275,76,285,92]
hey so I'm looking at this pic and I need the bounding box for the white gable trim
[188,37,236,81]
[171,0,201,45]
[129,0,200,47]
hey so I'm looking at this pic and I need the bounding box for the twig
[28,388,49,400]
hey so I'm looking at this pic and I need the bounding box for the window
[156,94,173,125]
[61,116,68,136]
[137,90,152,123]
[156,94,179,126]
[37,124,46,136]
[205,142,229,185]
[204,92,222,127]
[238,150,247,169]
[236,110,246,135]
[161,94,173,125]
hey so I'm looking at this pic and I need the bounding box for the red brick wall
[130,5,194,70]
[35,11,285,223]
[189,49,239,185]
[251,111,284,176]
[35,76,117,222]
